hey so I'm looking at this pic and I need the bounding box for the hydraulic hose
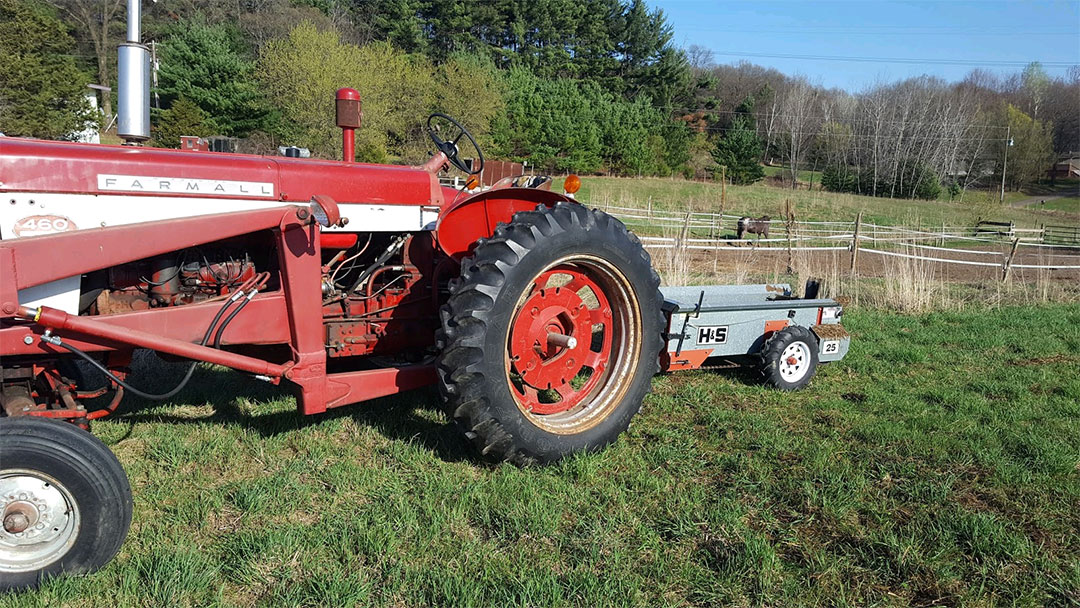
[212,289,257,348]
[48,290,246,401]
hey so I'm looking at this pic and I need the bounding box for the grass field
[1025,198,1080,213]
[761,165,821,185]
[557,175,1077,231]
[3,303,1078,607]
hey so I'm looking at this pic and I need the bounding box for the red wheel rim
[504,256,642,433]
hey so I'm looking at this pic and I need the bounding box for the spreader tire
[0,418,132,592]
[760,325,819,391]
[437,202,664,465]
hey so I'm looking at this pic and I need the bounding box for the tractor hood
[0,138,443,208]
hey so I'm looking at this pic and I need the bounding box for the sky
[654,0,1080,91]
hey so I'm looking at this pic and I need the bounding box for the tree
[1000,104,1054,191]
[779,78,818,189]
[710,115,764,184]
[492,67,604,173]
[46,0,123,121]
[433,53,506,154]
[157,20,272,137]
[259,24,423,161]
[0,0,94,139]
[151,97,211,147]
[258,23,509,164]
[1044,67,1079,155]
[1020,61,1050,120]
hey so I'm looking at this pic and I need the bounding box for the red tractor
[0,91,668,589]
[0,83,856,588]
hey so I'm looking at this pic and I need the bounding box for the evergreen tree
[711,115,764,184]
[0,0,94,139]
[157,20,272,137]
[151,98,211,148]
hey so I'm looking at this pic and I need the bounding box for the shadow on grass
[97,353,479,464]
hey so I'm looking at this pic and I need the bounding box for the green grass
[555,176,1068,232]
[761,165,821,185]
[3,303,1079,607]
[1027,197,1080,213]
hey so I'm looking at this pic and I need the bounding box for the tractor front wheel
[0,418,132,591]
[438,203,664,465]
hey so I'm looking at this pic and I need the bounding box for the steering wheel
[427,113,484,175]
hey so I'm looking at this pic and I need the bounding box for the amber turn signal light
[563,174,581,194]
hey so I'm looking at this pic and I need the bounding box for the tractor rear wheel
[438,203,664,465]
[0,418,132,591]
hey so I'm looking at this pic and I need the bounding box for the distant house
[1046,156,1080,179]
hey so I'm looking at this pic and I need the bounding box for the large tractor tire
[0,418,132,591]
[438,202,664,465]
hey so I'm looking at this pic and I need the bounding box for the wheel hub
[3,503,36,534]
[507,264,619,417]
[0,471,80,572]
[778,342,810,382]
[510,286,592,390]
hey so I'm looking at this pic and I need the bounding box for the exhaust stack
[117,0,150,144]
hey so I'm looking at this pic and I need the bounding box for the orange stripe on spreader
[764,319,789,334]
[660,349,712,372]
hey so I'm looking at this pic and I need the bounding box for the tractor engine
[83,240,264,314]
[319,232,447,362]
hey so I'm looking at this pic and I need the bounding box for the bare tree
[686,45,714,72]
[1021,62,1050,120]
[779,77,818,189]
[48,0,125,122]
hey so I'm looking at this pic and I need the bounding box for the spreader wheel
[759,325,819,391]
[438,202,664,465]
[0,418,132,591]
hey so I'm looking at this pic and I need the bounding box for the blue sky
[654,0,1080,91]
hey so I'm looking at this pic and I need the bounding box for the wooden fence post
[712,238,719,276]
[850,211,863,274]
[678,212,691,251]
[720,165,727,218]
[1001,238,1020,282]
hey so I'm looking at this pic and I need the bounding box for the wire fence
[600,203,1080,274]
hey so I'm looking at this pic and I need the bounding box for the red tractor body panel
[0,139,443,207]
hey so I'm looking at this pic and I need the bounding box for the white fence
[602,204,1080,273]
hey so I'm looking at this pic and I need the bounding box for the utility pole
[999,125,1012,205]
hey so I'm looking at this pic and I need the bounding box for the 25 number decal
[821,340,840,354]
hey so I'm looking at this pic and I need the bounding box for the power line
[670,108,1013,130]
[679,26,1079,37]
[704,50,1079,68]
[696,126,1011,142]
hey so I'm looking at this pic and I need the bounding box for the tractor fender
[434,187,574,259]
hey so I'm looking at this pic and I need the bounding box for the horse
[736,215,771,240]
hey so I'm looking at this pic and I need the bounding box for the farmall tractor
[0,72,849,594]
[0,86,671,588]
